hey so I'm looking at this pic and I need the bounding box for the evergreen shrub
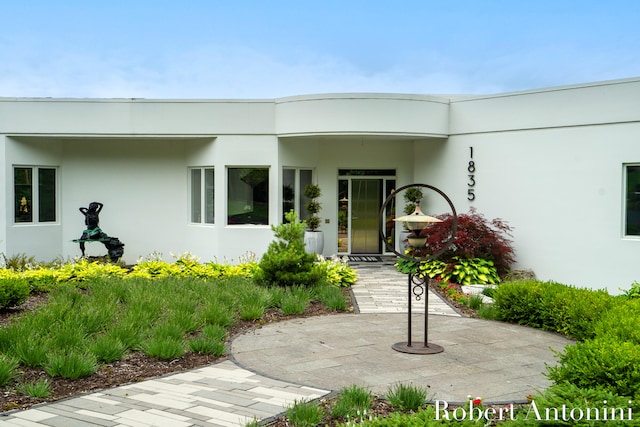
[254,211,321,287]
[502,383,638,426]
[352,407,478,427]
[547,338,640,398]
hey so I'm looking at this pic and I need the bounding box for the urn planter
[304,230,324,254]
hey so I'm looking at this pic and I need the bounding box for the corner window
[625,164,640,236]
[14,166,57,223]
[228,167,269,225]
[190,168,214,224]
[282,168,312,222]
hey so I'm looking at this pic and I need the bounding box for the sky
[1,0,640,99]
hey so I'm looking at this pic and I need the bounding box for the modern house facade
[2,77,639,294]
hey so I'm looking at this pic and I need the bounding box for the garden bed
[0,296,342,412]
[428,279,481,317]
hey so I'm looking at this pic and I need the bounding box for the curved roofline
[275,92,452,104]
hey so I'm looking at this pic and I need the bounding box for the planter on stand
[303,183,323,254]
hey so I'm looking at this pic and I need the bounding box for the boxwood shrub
[492,279,640,402]
[547,337,640,399]
[491,280,613,341]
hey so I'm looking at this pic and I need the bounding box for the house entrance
[337,170,396,254]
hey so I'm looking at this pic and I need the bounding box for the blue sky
[1,0,639,99]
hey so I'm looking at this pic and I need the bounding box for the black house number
[467,147,476,201]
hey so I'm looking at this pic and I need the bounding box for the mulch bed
[428,279,480,317]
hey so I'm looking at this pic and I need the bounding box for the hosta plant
[418,257,500,285]
[315,255,358,287]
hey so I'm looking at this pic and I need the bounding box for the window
[190,168,215,224]
[14,166,57,223]
[282,168,312,222]
[228,167,269,225]
[625,164,640,236]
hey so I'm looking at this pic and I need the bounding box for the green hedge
[547,338,640,399]
[492,280,640,403]
[492,280,613,341]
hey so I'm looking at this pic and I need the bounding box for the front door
[337,170,396,254]
[351,179,381,253]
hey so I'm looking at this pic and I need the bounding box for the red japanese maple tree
[419,207,515,277]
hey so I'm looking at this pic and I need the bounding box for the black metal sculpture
[74,202,124,262]
[379,184,458,355]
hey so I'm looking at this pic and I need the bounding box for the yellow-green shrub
[315,255,358,287]
[0,270,21,280]
[55,259,128,282]
[129,260,181,279]
[205,261,260,279]
[22,269,59,293]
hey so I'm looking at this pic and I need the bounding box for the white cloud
[2,35,640,100]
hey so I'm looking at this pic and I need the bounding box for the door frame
[337,170,396,255]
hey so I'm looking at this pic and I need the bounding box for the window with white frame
[625,164,640,236]
[282,168,313,223]
[14,166,57,223]
[190,168,215,224]
[228,167,269,225]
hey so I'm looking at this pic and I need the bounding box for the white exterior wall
[0,98,279,264]
[62,138,186,260]
[2,80,639,293]
[4,137,64,260]
[0,137,4,257]
[436,78,640,292]
[276,93,449,137]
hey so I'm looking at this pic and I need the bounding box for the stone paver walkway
[0,361,327,427]
[349,261,460,316]
[0,260,572,426]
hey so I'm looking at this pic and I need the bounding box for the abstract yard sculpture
[380,184,458,354]
[74,202,125,262]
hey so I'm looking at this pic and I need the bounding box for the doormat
[347,255,382,262]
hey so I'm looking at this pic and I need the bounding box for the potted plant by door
[303,183,324,254]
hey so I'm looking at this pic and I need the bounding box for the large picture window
[190,168,214,224]
[282,168,312,223]
[14,166,57,223]
[625,164,640,236]
[228,167,269,225]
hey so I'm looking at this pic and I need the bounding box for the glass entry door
[337,170,396,255]
[351,179,381,253]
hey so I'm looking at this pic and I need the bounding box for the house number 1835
[467,147,476,201]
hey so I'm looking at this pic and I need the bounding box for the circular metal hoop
[379,183,458,263]
[410,273,427,300]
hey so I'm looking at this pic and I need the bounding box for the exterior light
[394,204,442,248]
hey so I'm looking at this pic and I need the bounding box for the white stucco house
[1,77,639,294]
